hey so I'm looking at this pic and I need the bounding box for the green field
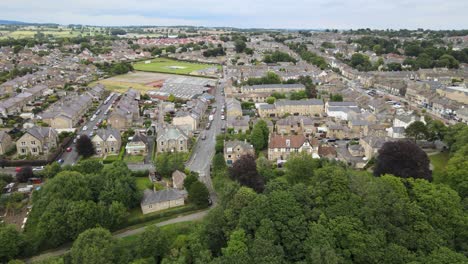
[133,58,220,75]
[430,152,450,182]
[0,28,99,39]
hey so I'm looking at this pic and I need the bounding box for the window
[149,205,152,208]
[111,147,115,152]
[32,147,37,153]
[179,140,183,144]
[180,147,183,151]
[21,148,26,153]
[31,140,36,145]
[21,142,26,146]
[160,141,164,145]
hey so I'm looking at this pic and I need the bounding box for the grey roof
[259,104,275,110]
[276,99,323,106]
[157,126,188,141]
[95,128,121,141]
[141,189,187,205]
[131,131,148,144]
[26,127,57,141]
[224,140,254,152]
[328,101,358,107]
[243,83,305,90]
[0,131,10,141]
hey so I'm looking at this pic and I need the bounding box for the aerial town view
[0,1,467,263]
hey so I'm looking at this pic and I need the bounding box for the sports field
[133,58,220,75]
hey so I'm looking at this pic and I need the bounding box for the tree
[250,120,269,152]
[374,141,432,181]
[188,181,210,207]
[0,224,24,262]
[76,135,95,158]
[250,124,266,153]
[330,93,343,102]
[426,119,447,141]
[229,154,265,192]
[71,227,116,264]
[234,40,247,53]
[444,145,468,198]
[136,226,168,262]
[155,153,185,178]
[284,152,320,185]
[16,166,33,183]
[222,229,248,257]
[405,121,429,141]
[42,162,61,178]
[266,97,275,104]
[183,174,198,190]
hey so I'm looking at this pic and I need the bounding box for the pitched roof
[269,134,308,149]
[224,140,254,153]
[26,127,57,141]
[94,128,121,141]
[141,189,187,206]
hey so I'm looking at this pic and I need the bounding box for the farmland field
[133,58,220,75]
[0,28,99,39]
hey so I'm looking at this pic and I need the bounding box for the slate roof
[276,99,323,106]
[141,189,187,206]
[328,101,358,107]
[26,127,57,141]
[95,128,121,141]
[224,140,254,153]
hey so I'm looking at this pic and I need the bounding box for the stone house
[157,126,189,153]
[172,111,198,132]
[0,131,13,155]
[359,136,389,159]
[125,130,148,155]
[258,99,324,118]
[16,127,58,156]
[92,128,122,156]
[226,98,243,118]
[108,89,140,130]
[224,140,255,166]
[140,189,187,214]
[267,134,313,162]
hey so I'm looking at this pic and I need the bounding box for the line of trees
[288,42,328,69]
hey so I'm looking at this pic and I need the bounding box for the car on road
[66,147,72,152]
[15,167,22,173]
[82,126,88,131]
[57,159,64,164]
[32,166,44,171]
[201,134,206,140]
[93,126,98,130]
[89,132,94,137]
[221,115,225,120]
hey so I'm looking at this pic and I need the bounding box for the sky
[1,0,467,29]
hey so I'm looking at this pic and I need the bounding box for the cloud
[0,0,466,29]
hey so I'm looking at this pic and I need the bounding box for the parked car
[82,126,88,131]
[201,134,206,140]
[66,147,72,152]
[32,166,44,171]
[57,159,64,164]
[221,115,225,120]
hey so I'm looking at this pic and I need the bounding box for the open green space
[430,151,450,181]
[123,155,145,163]
[133,58,220,75]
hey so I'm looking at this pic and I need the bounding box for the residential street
[186,76,226,203]
[60,94,116,166]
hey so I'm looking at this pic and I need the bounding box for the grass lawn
[124,155,145,163]
[430,152,450,182]
[135,177,153,192]
[125,204,199,226]
[133,58,220,75]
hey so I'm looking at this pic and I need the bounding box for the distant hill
[0,20,28,25]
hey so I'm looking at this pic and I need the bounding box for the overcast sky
[1,0,467,29]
